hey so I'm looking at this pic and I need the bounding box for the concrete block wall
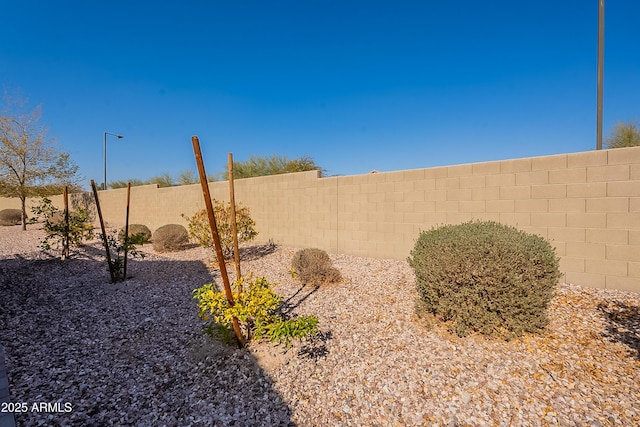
[1,146,639,292]
[329,147,639,292]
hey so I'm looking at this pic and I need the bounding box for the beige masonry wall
[2,146,639,292]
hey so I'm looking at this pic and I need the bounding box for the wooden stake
[91,180,116,283]
[123,182,131,280]
[228,153,241,283]
[62,185,70,260]
[192,136,245,347]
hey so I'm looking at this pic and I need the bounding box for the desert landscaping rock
[1,225,639,426]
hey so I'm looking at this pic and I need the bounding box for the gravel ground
[1,225,639,426]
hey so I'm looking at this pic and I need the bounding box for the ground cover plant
[408,220,561,339]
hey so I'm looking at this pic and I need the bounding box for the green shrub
[0,209,22,226]
[100,230,145,282]
[29,197,94,258]
[70,192,96,223]
[119,224,152,245]
[193,276,319,346]
[408,220,561,339]
[182,201,258,259]
[291,248,342,286]
[152,224,189,252]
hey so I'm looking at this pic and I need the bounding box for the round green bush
[0,209,22,226]
[152,224,189,252]
[119,224,152,245]
[408,220,561,339]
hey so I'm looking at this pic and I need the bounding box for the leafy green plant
[193,276,319,346]
[70,192,96,223]
[183,201,258,259]
[291,248,342,286]
[100,230,145,282]
[30,196,94,258]
[408,220,561,339]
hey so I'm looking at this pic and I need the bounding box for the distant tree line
[108,154,324,189]
[3,84,638,212]
[605,121,640,149]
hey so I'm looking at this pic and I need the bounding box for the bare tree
[0,92,79,230]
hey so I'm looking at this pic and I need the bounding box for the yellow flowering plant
[193,275,318,346]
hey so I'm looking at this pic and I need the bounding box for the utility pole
[596,0,605,150]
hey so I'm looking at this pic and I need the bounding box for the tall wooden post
[91,180,116,283]
[123,182,131,280]
[192,136,245,347]
[62,186,70,260]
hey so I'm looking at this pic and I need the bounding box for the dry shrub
[119,224,152,245]
[0,209,22,226]
[291,248,342,286]
[182,201,258,259]
[152,224,189,252]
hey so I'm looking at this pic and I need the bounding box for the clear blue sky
[1,1,639,189]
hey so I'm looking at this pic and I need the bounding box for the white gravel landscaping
[1,225,639,426]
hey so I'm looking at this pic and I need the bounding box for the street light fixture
[104,132,124,190]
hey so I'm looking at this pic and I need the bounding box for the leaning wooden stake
[123,182,131,280]
[192,136,245,347]
[91,180,116,283]
[62,185,70,260]
[228,153,242,282]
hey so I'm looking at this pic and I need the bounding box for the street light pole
[104,132,124,190]
[596,0,605,150]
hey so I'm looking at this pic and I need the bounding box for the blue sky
[1,1,639,189]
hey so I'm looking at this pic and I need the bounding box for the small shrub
[182,201,258,259]
[119,224,152,245]
[29,197,94,258]
[291,248,342,286]
[193,276,319,346]
[152,224,189,252]
[100,230,145,282]
[0,209,22,226]
[70,192,97,223]
[408,220,561,339]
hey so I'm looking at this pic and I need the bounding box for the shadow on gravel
[276,284,332,361]
[279,284,320,317]
[0,245,296,426]
[598,300,640,360]
[239,242,278,262]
